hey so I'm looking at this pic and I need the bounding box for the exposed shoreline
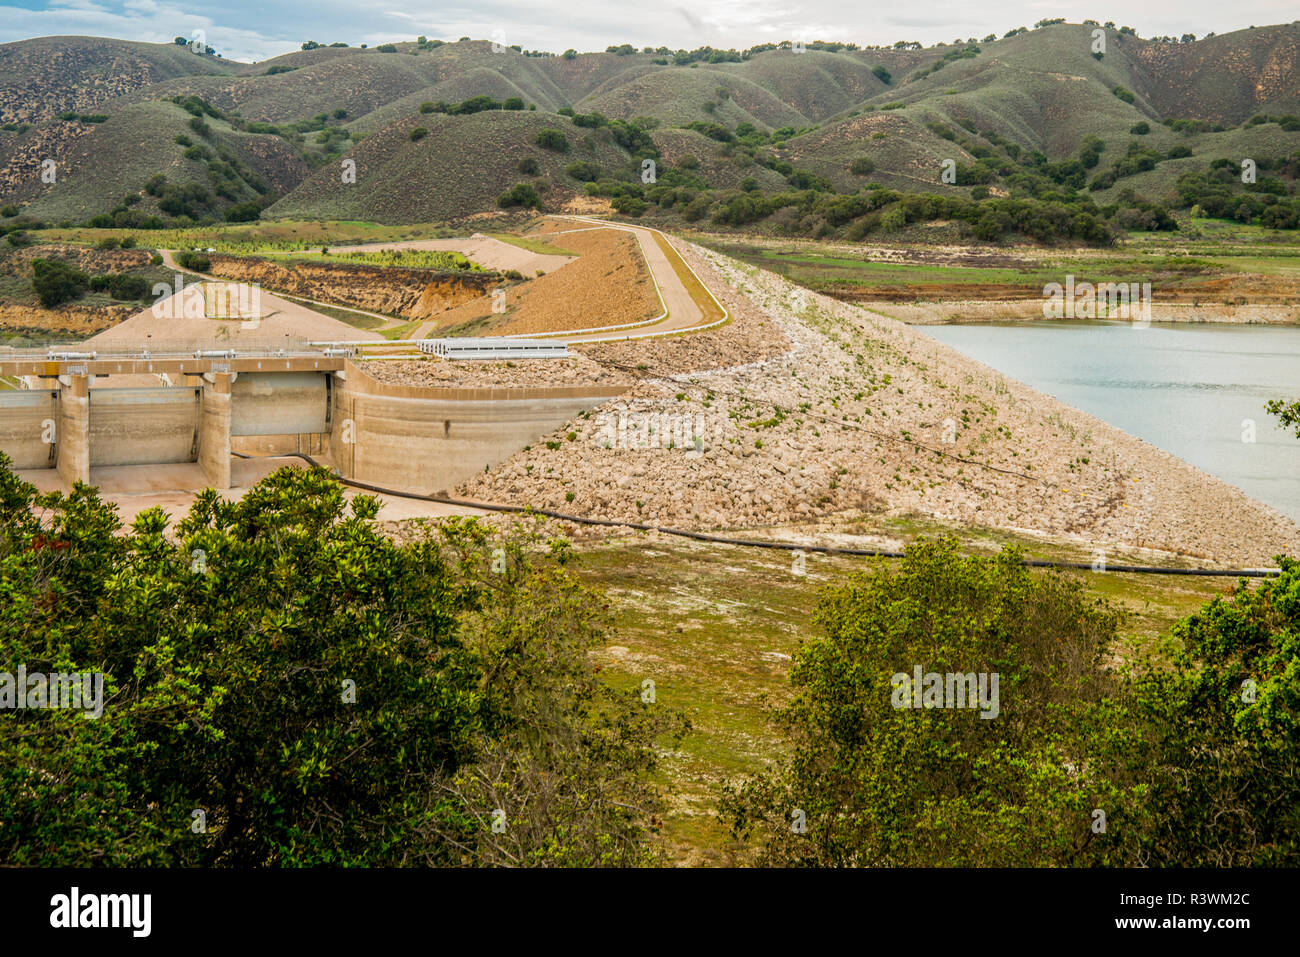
[870,300,1300,325]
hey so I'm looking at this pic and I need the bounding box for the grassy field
[565,510,1237,865]
[270,248,484,271]
[39,220,459,254]
[696,232,1300,302]
[488,232,578,257]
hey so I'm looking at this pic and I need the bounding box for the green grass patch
[489,232,578,257]
[571,512,1233,864]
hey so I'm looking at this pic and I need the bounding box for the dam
[0,345,627,495]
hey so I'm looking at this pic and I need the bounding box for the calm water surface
[920,321,1300,522]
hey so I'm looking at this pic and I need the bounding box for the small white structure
[418,337,568,360]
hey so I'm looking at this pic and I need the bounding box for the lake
[920,321,1300,522]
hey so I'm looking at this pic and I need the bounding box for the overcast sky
[1,0,1297,63]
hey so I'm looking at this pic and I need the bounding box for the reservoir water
[919,321,1300,523]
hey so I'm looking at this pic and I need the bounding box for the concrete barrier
[56,375,90,486]
[0,360,630,496]
[231,372,328,436]
[198,374,232,490]
[328,361,628,491]
[0,390,56,469]
[88,387,199,467]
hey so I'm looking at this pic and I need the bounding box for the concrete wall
[197,374,232,490]
[1,363,629,495]
[56,375,90,486]
[329,362,628,492]
[0,390,56,470]
[88,387,199,468]
[232,373,328,436]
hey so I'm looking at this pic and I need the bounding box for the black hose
[231,451,1282,578]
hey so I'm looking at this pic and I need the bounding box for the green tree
[1130,558,1300,864]
[31,259,89,307]
[533,128,569,152]
[0,461,683,866]
[722,538,1148,866]
[498,182,542,209]
[1267,399,1300,437]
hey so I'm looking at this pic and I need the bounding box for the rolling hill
[0,23,1296,231]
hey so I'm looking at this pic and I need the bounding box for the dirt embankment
[203,255,498,321]
[415,228,660,337]
[0,301,133,338]
[0,244,155,278]
[449,241,1300,567]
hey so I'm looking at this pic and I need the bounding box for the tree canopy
[0,457,683,866]
[723,537,1300,866]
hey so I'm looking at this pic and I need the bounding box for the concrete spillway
[0,359,626,494]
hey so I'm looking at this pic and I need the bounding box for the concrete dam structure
[0,353,627,494]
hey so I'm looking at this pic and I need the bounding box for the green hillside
[265,109,635,223]
[4,100,303,223]
[1,25,1296,236]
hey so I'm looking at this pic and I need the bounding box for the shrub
[850,157,875,175]
[1112,85,1136,104]
[175,250,211,272]
[91,274,149,300]
[518,157,540,175]
[1130,121,1150,135]
[31,259,89,307]
[409,127,428,142]
[721,539,1142,866]
[612,196,648,216]
[0,204,18,218]
[871,65,891,84]
[565,160,602,181]
[419,102,435,114]
[225,201,262,222]
[534,129,569,152]
[96,237,120,250]
[449,96,500,116]
[497,183,541,209]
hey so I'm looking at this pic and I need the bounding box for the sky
[0,0,1296,63]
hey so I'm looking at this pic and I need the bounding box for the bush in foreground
[0,459,684,866]
[724,537,1300,866]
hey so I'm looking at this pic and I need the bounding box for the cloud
[0,0,1295,62]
